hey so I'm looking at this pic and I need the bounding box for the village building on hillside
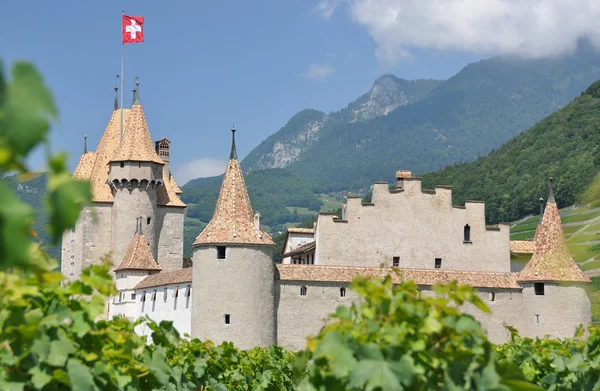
[64,86,591,351]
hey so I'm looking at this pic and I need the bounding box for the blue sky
[2,0,598,183]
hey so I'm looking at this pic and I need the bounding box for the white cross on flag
[122,15,144,44]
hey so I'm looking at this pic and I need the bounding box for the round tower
[191,128,276,349]
[108,81,165,262]
[518,178,591,339]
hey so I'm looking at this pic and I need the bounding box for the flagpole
[120,10,124,142]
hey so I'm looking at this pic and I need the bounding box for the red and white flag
[122,15,144,44]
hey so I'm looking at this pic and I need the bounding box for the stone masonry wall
[315,180,510,272]
[192,245,275,350]
[155,206,184,269]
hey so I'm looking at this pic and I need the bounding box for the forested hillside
[422,80,600,224]
[241,50,600,192]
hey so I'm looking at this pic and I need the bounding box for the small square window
[120,162,124,168]
[393,256,399,267]
[217,246,226,260]
[131,293,136,300]
[224,314,231,325]
[534,283,545,296]
[435,258,442,269]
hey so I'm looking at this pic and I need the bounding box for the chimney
[155,138,171,177]
[395,170,412,190]
[254,211,262,232]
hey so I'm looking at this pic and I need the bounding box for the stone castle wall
[155,206,185,269]
[315,180,510,272]
[192,245,275,350]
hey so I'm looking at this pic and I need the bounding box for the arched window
[340,287,346,297]
[300,286,307,296]
[464,224,471,243]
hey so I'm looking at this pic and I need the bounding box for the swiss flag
[122,15,144,44]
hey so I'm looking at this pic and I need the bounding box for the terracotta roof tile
[518,201,590,283]
[282,241,316,258]
[157,171,186,207]
[193,155,274,247]
[510,240,536,254]
[135,268,192,289]
[88,109,130,202]
[114,234,161,272]
[72,152,96,180]
[287,228,315,234]
[276,265,520,289]
[110,104,164,164]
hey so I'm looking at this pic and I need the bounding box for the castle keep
[65,89,591,350]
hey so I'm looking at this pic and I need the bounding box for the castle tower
[110,217,161,320]
[62,81,186,281]
[108,82,165,262]
[191,127,276,349]
[518,178,591,338]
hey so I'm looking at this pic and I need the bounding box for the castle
[64,86,592,351]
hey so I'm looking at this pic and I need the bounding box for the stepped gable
[518,179,590,283]
[115,223,161,272]
[86,109,131,202]
[110,99,164,165]
[277,265,520,289]
[193,128,275,247]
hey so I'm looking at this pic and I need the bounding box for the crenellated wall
[315,178,510,272]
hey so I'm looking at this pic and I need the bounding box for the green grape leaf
[67,358,97,391]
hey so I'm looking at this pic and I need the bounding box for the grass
[585,222,600,232]
[510,231,535,240]
[511,221,539,233]
[319,195,342,212]
[568,233,600,244]
[581,259,600,271]
[573,252,595,263]
[561,211,600,224]
[563,224,584,235]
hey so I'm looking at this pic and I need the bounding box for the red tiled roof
[193,157,274,246]
[135,268,193,289]
[114,234,161,272]
[518,201,590,283]
[510,240,536,254]
[276,265,520,289]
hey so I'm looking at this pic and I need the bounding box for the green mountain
[242,76,442,174]
[181,168,338,256]
[422,80,600,224]
[242,50,600,192]
[6,173,60,260]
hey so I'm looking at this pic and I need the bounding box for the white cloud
[301,62,336,82]
[172,159,227,185]
[323,0,600,64]
[312,0,343,19]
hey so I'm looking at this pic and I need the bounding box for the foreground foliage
[1,57,599,391]
[296,276,539,390]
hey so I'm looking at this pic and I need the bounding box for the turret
[191,127,276,349]
[155,138,171,178]
[109,217,161,320]
[108,79,165,263]
[518,178,591,338]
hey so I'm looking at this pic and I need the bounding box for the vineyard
[2,60,600,390]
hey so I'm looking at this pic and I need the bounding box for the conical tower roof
[115,220,161,272]
[518,179,590,283]
[110,87,163,165]
[193,128,275,247]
